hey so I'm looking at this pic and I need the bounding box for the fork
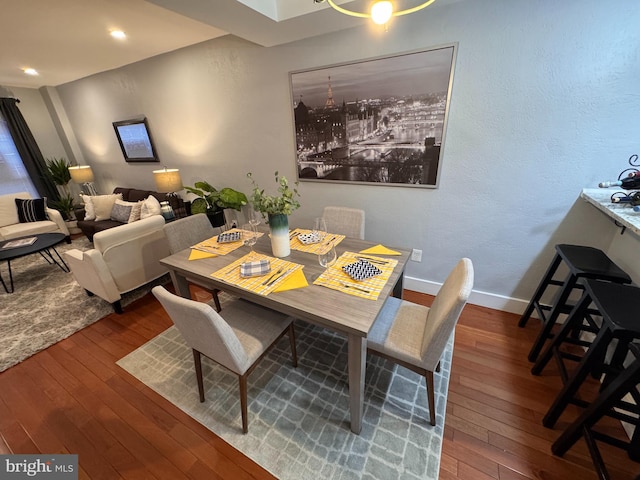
[341,282,370,294]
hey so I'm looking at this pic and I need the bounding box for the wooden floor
[0,288,638,479]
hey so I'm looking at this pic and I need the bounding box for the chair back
[163,213,215,254]
[152,286,250,373]
[421,258,474,367]
[322,206,365,239]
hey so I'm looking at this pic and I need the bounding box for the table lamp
[153,167,184,218]
[68,165,98,195]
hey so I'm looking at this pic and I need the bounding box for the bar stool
[551,342,640,480]
[518,244,631,362]
[532,280,640,429]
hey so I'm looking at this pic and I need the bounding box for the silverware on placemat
[262,268,283,285]
[341,282,370,294]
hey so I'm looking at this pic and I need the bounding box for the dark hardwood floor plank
[1,289,638,479]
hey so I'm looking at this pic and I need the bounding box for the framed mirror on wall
[113,117,160,163]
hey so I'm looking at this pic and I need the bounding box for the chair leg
[288,323,298,368]
[239,374,249,434]
[426,370,436,426]
[193,349,205,402]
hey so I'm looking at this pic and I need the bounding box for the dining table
[159,227,411,434]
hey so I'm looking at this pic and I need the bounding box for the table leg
[170,271,191,299]
[0,260,12,293]
[348,333,366,434]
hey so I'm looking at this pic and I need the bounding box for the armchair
[64,215,170,313]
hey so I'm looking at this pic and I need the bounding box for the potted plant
[184,181,248,227]
[247,171,301,257]
[45,157,78,227]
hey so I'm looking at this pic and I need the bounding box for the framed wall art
[113,117,160,163]
[289,44,457,188]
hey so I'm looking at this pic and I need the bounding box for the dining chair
[163,213,223,311]
[152,286,298,433]
[322,206,365,239]
[367,258,474,426]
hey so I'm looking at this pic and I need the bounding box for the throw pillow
[15,198,48,223]
[109,199,142,223]
[80,194,96,220]
[140,195,162,219]
[110,200,133,223]
[128,201,143,223]
[91,193,123,221]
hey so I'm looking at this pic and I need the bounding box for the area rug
[117,319,453,480]
[0,237,169,372]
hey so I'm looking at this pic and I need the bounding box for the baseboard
[404,275,530,316]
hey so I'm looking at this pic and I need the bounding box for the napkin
[359,244,401,256]
[189,249,217,260]
[273,268,308,292]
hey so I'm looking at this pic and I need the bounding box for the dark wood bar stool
[532,280,640,430]
[551,342,640,480]
[519,244,631,362]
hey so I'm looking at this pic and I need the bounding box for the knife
[266,269,290,287]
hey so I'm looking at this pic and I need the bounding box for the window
[0,111,38,197]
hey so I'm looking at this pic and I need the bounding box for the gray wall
[23,0,640,311]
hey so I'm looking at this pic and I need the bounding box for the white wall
[43,0,640,311]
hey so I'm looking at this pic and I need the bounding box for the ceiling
[0,0,456,89]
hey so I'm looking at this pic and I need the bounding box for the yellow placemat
[211,252,303,296]
[190,228,264,258]
[312,251,398,300]
[359,244,402,256]
[289,228,345,255]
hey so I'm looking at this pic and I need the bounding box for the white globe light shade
[371,1,393,25]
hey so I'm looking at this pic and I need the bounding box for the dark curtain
[0,97,60,203]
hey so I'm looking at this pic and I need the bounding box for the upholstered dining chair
[163,213,223,311]
[152,286,298,433]
[322,206,365,239]
[367,258,474,426]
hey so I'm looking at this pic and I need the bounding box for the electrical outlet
[411,249,422,262]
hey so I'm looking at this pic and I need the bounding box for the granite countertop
[581,188,640,236]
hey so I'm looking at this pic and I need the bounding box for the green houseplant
[45,157,76,221]
[184,181,248,227]
[247,171,300,257]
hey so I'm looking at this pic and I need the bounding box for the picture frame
[112,117,160,163]
[289,44,457,188]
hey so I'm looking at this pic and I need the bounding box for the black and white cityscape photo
[290,45,456,188]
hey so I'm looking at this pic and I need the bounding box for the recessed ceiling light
[23,68,39,76]
[110,30,126,39]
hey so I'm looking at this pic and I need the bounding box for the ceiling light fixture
[110,30,126,39]
[23,68,39,76]
[326,0,436,25]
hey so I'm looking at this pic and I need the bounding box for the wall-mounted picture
[113,117,160,162]
[290,44,457,188]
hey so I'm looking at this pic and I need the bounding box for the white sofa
[0,191,70,241]
[64,215,170,313]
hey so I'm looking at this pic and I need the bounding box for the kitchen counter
[581,188,640,237]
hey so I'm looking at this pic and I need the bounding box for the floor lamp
[69,165,98,195]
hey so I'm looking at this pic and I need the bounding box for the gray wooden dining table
[159,231,411,434]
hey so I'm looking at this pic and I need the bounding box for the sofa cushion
[15,198,48,223]
[0,220,60,240]
[92,193,122,221]
[140,195,162,219]
[79,194,96,220]
[0,191,30,227]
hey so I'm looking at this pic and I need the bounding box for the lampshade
[153,168,183,193]
[68,165,95,183]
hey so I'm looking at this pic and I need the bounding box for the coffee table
[0,233,69,293]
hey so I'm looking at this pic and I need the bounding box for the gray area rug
[118,319,452,480]
[0,237,169,372]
